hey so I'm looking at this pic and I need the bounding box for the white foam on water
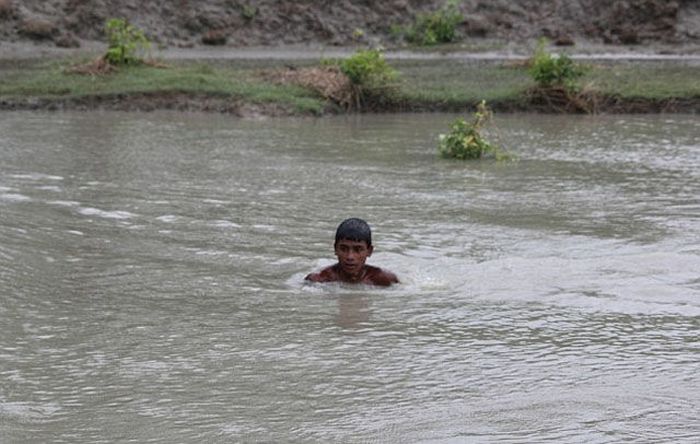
[458,251,700,316]
[9,173,63,181]
[202,198,228,205]
[78,207,136,220]
[336,247,700,316]
[156,215,179,223]
[194,249,227,256]
[47,200,80,207]
[0,401,61,419]
[0,193,31,202]
[36,185,62,192]
[210,219,241,228]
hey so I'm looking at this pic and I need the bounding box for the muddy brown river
[1,111,698,442]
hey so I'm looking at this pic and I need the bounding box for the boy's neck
[335,263,366,282]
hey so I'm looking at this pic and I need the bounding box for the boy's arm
[305,272,323,282]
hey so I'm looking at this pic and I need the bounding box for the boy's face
[334,239,373,277]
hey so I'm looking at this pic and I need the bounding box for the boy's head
[335,218,372,247]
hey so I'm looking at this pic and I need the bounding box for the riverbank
[1,44,699,115]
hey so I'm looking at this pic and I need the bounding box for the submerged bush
[339,48,398,109]
[405,0,463,46]
[105,18,151,66]
[438,101,509,160]
[529,38,586,91]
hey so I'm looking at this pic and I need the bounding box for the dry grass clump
[264,65,355,109]
[66,56,168,76]
[19,18,56,40]
[202,29,227,45]
[525,84,602,113]
[66,56,118,75]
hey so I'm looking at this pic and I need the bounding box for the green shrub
[438,101,509,160]
[340,49,396,85]
[529,39,586,91]
[340,48,398,107]
[104,18,151,66]
[405,0,463,46]
[241,5,257,21]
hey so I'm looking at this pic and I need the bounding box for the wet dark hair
[335,218,372,247]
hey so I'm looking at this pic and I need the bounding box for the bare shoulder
[365,265,399,287]
[305,265,339,283]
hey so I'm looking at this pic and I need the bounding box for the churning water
[1,111,698,442]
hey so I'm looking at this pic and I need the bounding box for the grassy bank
[1,56,699,114]
[0,59,326,114]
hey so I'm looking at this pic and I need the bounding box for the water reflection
[335,295,371,329]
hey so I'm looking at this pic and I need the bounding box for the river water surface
[1,111,698,443]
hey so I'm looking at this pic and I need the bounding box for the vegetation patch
[265,49,399,111]
[104,18,151,65]
[241,4,258,22]
[338,48,399,110]
[263,65,354,110]
[68,18,157,75]
[438,101,511,160]
[2,48,699,115]
[402,0,463,46]
[528,39,586,90]
[525,84,602,113]
[525,39,598,113]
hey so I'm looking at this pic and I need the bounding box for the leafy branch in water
[438,101,511,160]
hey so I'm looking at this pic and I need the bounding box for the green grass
[394,59,700,107]
[1,57,698,113]
[0,59,325,114]
[586,62,700,99]
[393,59,531,106]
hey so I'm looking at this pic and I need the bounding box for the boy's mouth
[341,262,360,273]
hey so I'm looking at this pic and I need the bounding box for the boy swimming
[305,218,399,287]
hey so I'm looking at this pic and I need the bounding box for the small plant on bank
[339,48,398,109]
[438,101,510,160]
[352,28,365,42]
[526,38,598,113]
[241,5,257,22]
[405,0,463,46]
[529,38,586,91]
[67,18,161,75]
[104,18,151,66]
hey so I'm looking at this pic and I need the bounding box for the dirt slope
[0,0,698,49]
